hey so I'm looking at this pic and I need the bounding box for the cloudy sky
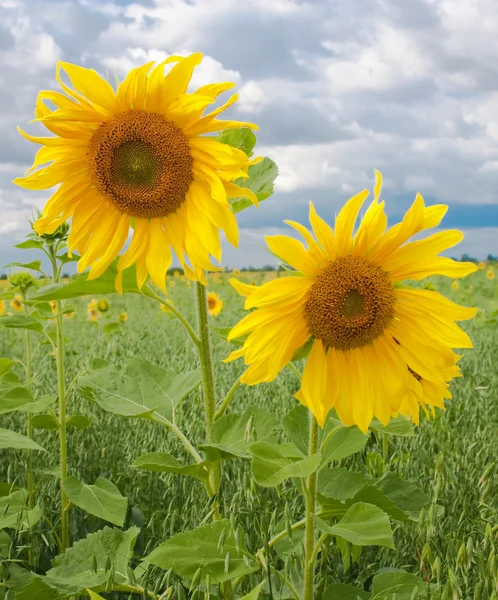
[1,0,498,270]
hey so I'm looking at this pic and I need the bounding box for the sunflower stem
[48,244,69,552]
[22,295,35,566]
[304,411,319,600]
[194,282,221,518]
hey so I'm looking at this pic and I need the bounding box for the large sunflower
[14,54,259,292]
[225,172,478,432]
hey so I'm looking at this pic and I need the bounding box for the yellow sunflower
[160,303,172,314]
[225,171,478,432]
[451,280,459,290]
[10,295,23,313]
[478,261,486,270]
[97,299,110,313]
[487,268,495,280]
[14,54,260,293]
[0,300,5,315]
[119,311,128,323]
[207,292,223,317]
[232,268,240,275]
[49,300,57,314]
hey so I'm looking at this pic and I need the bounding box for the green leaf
[326,503,395,548]
[30,260,142,300]
[373,473,429,521]
[217,128,256,157]
[321,426,368,464]
[318,468,368,502]
[24,395,56,414]
[371,570,428,599]
[66,415,92,430]
[132,452,212,484]
[63,476,127,526]
[0,530,11,558]
[0,382,35,415]
[210,325,248,347]
[0,315,44,333]
[250,441,321,487]
[14,526,140,599]
[282,404,310,456]
[290,338,313,362]
[103,322,121,334]
[238,581,266,600]
[231,157,278,214]
[202,406,277,460]
[15,239,44,250]
[322,582,371,600]
[77,359,201,423]
[31,414,60,431]
[0,428,45,451]
[369,416,415,437]
[0,357,14,376]
[144,520,258,584]
[0,489,41,530]
[56,252,80,265]
[3,260,43,272]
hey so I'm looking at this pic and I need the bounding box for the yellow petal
[59,62,117,114]
[265,235,321,276]
[334,189,370,256]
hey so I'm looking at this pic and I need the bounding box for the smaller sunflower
[232,268,240,276]
[169,280,176,288]
[487,268,495,280]
[10,295,23,312]
[160,303,172,314]
[88,309,99,322]
[478,261,486,270]
[97,299,110,313]
[50,300,57,315]
[207,292,223,316]
[173,271,181,278]
[451,281,459,290]
[0,300,5,316]
[119,312,128,323]
[88,299,98,312]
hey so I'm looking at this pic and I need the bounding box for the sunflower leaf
[63,476,127,527]
[371,570,428,598]
[0,428,45,451]
[132,452,212,484]
[249,441,321,487]
[231,157,278,214]
[217,127,256,157]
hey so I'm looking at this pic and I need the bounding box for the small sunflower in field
[64,311,75,319]
[169,280,176,288]
[226,171,478,432]
[0,300,5,315]
[88,299,97,312]
[487,268,495,280]
[232,268,240,276]
[10,295,23,312]
[160,303,171,314]
[173,270,181,278]
[451,280,459,290]
[49,300,57,314]
[88,309,99,322]
[207,292,223,316]
[14,55,260,293]
[97,299,110,313]
[478,261,486,270]
[119,311,128,323]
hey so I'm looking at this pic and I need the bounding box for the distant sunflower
[97,299,110,313]
[119,311,128,323]
[207,292,223,316]
[451,280,459,290]
[49,300,57,314]
[160,303,171,314]
[232,268,240,276]
[88,309,99,322]
[225,172,478,432]
[10,295,23,313]
[0,300,5,315]
[87,299,98,312]
[14,54,260,293]
[478,261,486,270]
[487,268,495,280]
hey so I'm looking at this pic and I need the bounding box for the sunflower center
[304,255,395,351]
[208,297,217,309]
[87,111,194,219]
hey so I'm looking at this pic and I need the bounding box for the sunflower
[0,300,5,316]
[87,299,98,312]
[478,261,486,270]
[97,299,110,313]
[119,311,128,323]
[14,55,260,293]
[232,268,240,276]
[88,309,99,322]
[451,280,459,290]
[160,303,172,314]
[487,268,495,280]
[10,295,23,313]
[225,172,478,432]
[50,300,57,314]
[207,292,223,317]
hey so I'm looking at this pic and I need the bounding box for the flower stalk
[303,411,319,600]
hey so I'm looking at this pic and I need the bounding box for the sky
[1,0,498,271]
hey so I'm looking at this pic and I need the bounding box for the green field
[0,267,497,598]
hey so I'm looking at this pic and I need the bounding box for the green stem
[382,432,389,468]
[304,412,319,600]
[215,376,241,419]
[49,246,69,552]
[23,298,35,566]
[194,282,221,518]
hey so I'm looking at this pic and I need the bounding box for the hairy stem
[194,282,221,518]
[304,412,319,600]
[49,245,69,551]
